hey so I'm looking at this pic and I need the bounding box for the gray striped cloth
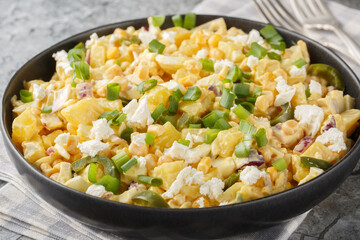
[1,1,359,239]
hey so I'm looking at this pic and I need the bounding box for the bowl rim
[2,14,360,214]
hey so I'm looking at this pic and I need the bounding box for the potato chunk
[12,108,43,145]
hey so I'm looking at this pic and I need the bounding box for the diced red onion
[129,181,139,190]
[321,116,336,133]
[76,82,93,99]
[86,49,91,65]
[236,149,265,170]
[293,136,315,153]
[208,85,222,96]
[46,147,56,156]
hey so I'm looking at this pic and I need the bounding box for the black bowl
[1,15,360,239]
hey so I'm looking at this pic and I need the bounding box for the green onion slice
[121,128,134,142]
[219,88,236,110]
[305,88,311,98]
[110,113,126,126]
[138,79,158,93]
[137,175,163,186]
[246,42,267,59]
[96,174,121,194]
[300,156,332,170]
[183,86,201,101]
[255,128,268,148]
[145,132,156,145]
[240,102,254,113]
[106,83,120,100]
[20,89,33,103]
[293,58,307,68]
[189,123,202,128]
[200,58,215,72]
[151,103,167,122]
[201,110,228,128]
[152,15,165,27]
[260,25,280,39]
[213,118,232,130]
[224,172,240,190]
[172,14,183,27]
[173,88,184,100]
[252,87,262,98]
[178,139,191,147]
[205,129,221,144]
[183,13,196,30]
[272,158,288,171]
[226,65,242,82]
[167,95,179,116]
[112,150,130,172]
[267,52,282,61]
[238,120,257,135]
[233,83,250,98]
[132,190,169,208]
[233,104,251,120]
[88,163,98,184]
[120,157,137,173]
[99,110,119,121]
[72,61,90,80]
[234,141,249,158]
[41,106,52,113]
[149,39,165,54]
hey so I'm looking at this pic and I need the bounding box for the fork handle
[330,25,360,65]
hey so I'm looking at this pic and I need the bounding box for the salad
[11,14,360,208]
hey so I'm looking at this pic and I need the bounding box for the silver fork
[253,0,360,64]
[290,0,360,64]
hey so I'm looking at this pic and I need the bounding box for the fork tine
[253,0,281,26]
[315,0,333,16]
[304,0,318,16]
[289,0,308,21]
[272,0,303,31]
[263,0,300,31]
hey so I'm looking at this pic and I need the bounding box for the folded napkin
[1,1,359,239]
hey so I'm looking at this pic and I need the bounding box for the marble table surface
[0,0,359,239]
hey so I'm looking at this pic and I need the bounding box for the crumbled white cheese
[52,85,72,113]
[54,133,69,145]
[86,184,106,197]
[90,119,114,140]
[46,83,55,91]
[228,34,248,45]
[77,139,109,157]
[128,51,140,69]
[122,96,154,129]
[309,80,322,95]
[246,29,264,46]
[240,166,267,185]
[246,55,259,71]
[52,50,72,75]
[161,31,176,43]
[137,156,147,168]
[32,84,46,101]
[162,166,204,199]
[195,48,209,59]
[298,167,324,185]
[196,197,205,208]
[132,133,147,147]
[185,133,204,148]
[274,76,296,106]
[289,65,306,77]
[316,128,347,152]
[295,105,324,136]
[214,59,233,73]
[160,80,185,92]
[85,33,99,48]
[109,34,120,45]
[138,30,156,46]
[200,177,224,200]
[164,141,204,165]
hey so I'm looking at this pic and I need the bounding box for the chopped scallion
[267,52,282,61]
[121,128,134,142]
[293,58,307,68]
[88,163,98,184]
[202,110,228,128]
[110,113,126,126]
[252,87,262,98]
[172,14,183,27]
[178,139,191,146]
[120,157,137,173]
[151,103,167,122]
[137,175,163,186]
[232,104,251,120]
[112,150,130,172]
[149,39,165,54]
[213,118,232,130]
[260,25,280,39]
[152,15,165,27]
[137,79,158,93]
[19,89,33,103]
[224,172,240,190]
[183,86,201,101]
[219,88,236,109]
[145,132,156,145]
[240,102,254,113]
[167,96,179,116]
[96,175,121,194]
[255,128,268,147]
[189,124,202,128]
[173,88,184,100]
[246,42,267,59]
[272,158,288,171]
[41,106,52,113]
[106,83,120,100]
[305,88,311,98]
[200,58,215,72]
[238,120,257,135]
[270,41,286,51]
[205,129,221,144]
[73,61,90,80]
[226,65,241,82]
[234,141,249,158]
[183,13,196,30]
[233,83,250,98]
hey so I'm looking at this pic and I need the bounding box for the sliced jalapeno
[71,155,119,178]
[300,156,332,170]
[224,172,240,191]
[270,103,294,126]
[308,64,344,91]
[132,190,169,208]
